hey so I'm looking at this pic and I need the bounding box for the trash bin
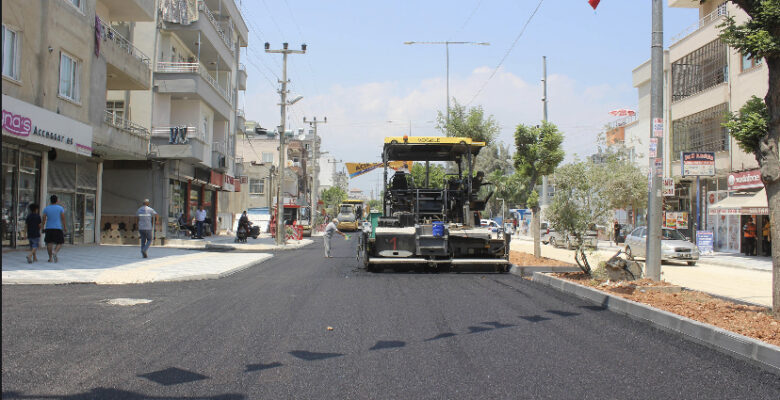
[432,221,445,238]
[369,210,382,239]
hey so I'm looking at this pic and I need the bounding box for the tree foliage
[436,98,500,146]
[546,161,612,242]
[513,122,565,208]
[410,163,447,189]
[724,95,770,154]
[718,1,780,61]
[320,186,347,216]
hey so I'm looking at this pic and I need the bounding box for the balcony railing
[155,61,232,105]
[670,3,728,44]
[236,109,245,118]
[212,140,227,155]
[97,18,151,66]
[151,126,207,143]
[104,111,150,138]
[239,63,246,72]
[198,0,234,52]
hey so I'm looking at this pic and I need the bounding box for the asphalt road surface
[3,236,779,399]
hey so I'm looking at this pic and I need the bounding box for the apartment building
[101,0,249,238]
[2,0,156,248]
[628,0,769,253]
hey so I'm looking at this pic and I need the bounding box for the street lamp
[404,41,490,132]
[496,197,505,225]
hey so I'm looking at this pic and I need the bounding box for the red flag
[589,0,600,10]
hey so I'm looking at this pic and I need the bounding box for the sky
[237,0,699,196]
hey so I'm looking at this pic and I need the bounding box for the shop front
[2,94,94,248]
[708,169,769,255]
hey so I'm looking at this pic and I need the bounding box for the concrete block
[755,343,780,370]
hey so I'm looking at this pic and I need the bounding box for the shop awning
[708,188,769,215]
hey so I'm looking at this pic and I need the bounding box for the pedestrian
[613,220,621,246]
[136,199,158,258]
[762,218,771,257]
[323,218,346,258]
[743,217,757,256]
[193,204,207,239]
[25,203,41,264]
[41,195,67,263]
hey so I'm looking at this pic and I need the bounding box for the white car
[480,219,500,232]
[624,227,700,266]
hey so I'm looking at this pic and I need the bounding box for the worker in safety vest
[743,217,757,256]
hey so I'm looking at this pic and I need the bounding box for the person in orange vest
[743,217,757,256]
[762,218,771,257]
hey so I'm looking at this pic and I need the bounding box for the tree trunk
[763,57,780,317]
[532,206,541,258]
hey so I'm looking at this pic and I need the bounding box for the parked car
[623,226,700,266]
[548,229,598,249]
[480,219,500,233]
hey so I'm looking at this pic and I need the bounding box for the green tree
[436,98,500,146]
[718,0,780,316]
[514,122,565,257]
[410,163,447,188]
[320,186,347,217]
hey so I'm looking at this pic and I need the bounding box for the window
[741,53,763,71]
[106,101,125,120]
[58,52,80,102]
[2,25,19,80]
[262,152,274,163]
[671,103,729,160]
[671,39,728,102]
[249,178,264,195]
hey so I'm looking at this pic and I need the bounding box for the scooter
[236,225,248,243]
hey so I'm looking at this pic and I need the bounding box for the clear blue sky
[237,0,698,195]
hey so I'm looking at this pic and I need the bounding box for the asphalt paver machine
[357,136,511,273]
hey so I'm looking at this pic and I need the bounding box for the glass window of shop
[169,179,187,224]
[189,185,201,220]
[2,147,41,248]
[48,160,97,244]
[203,189,215,232]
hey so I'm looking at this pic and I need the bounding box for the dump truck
[357,136,511,273]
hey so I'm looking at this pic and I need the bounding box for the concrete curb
[164,239,314,251]
[509,264,581,277]
[532,272,780,374]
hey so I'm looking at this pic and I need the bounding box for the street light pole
[266,42,306,245]
[304,116,327,218]
[403,41,489,134]
[645,0,663,280]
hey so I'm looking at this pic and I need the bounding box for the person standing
[762,218,771,257]
[136,199,158,258]
[41,195,67,263]
[193,204,207,239]
[323,218,346,258]
[613,220,621,246]
[25,203,41,264]
[743,217,757,256]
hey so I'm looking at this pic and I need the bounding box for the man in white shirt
[323,218,346,258]
[136,199,158,258]
[193,205,208,239]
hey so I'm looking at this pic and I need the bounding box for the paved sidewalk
[510,236,772,307]
[2,245,272,285]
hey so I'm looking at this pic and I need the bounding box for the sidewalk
[165,234,313,251]
[510,235,772,307]
[2,245,273,285]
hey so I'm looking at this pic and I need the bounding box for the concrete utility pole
[403,41,489,133]
[534,56,549,258]
[304,116,327,219]
[645,0,663,280]
[266,42,306,245]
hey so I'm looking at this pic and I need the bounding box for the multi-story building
[101,0,249,237]
[2,0,156,247]
[629,0,769,253]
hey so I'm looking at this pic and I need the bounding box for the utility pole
[533,56,549,258]
[541,56,549,208]
[645,0,663,280]
[266,42,306,245]
[304,116,327,220]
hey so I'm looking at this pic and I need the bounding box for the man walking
[323,218,346,258]
[136,199,158,258]
[193,204,207,239]
[743,217,757,256]
[41,195,67,263]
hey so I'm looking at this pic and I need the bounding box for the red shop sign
[210,171,224,186]
[727,169,763,191]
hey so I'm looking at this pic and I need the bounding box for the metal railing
[104,111,150,138]
[239,63,246,72]
[155,61,232,105]
[670,3,728,44]
[151,126,207,143]
[236,109,245,118]
[97,19,151,66]
[198,0,234,52]
[212,140,227,155]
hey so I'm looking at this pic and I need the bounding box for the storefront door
[2,148,41,248]
[74,193,96,244]
[2,158,15,247]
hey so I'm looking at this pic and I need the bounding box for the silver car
[624,227,700,266]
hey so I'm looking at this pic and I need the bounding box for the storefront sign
[652,118,664,138]
[649,138,657,158]
[223,175,235,192]
[664,212,677,229]
[2,94,93,156]
[663,178,675,196]
[681,152,715,176]
[727,169,763,190]
[696,231,714,254]
[210,171,224,187]
[676,212,688,229]
[708,207,769,215]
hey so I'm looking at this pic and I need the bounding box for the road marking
[103,298,153,306]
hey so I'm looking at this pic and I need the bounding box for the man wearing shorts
[25,203,41,263]
[41,195,67,263]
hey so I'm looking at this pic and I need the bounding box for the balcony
[212,140,228,171]
[98,19,152,90]
[92,111,150,160]
[236,108,246,130]
[159,0,233,66]
[154,61,233,119]
[203,0,248,47]
[150,126,209,163]
[670,3,728,45]
[99,0,155,21]
[238,63,247,90]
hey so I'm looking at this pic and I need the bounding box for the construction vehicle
[357,136,511,273]
[337,199,364,231]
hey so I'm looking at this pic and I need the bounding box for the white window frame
[262,152,274,163]
[2,24,20,81]
[249,178,265,195]
[58,52,81,103]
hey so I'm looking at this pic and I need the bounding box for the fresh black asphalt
[3,236,779,399]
